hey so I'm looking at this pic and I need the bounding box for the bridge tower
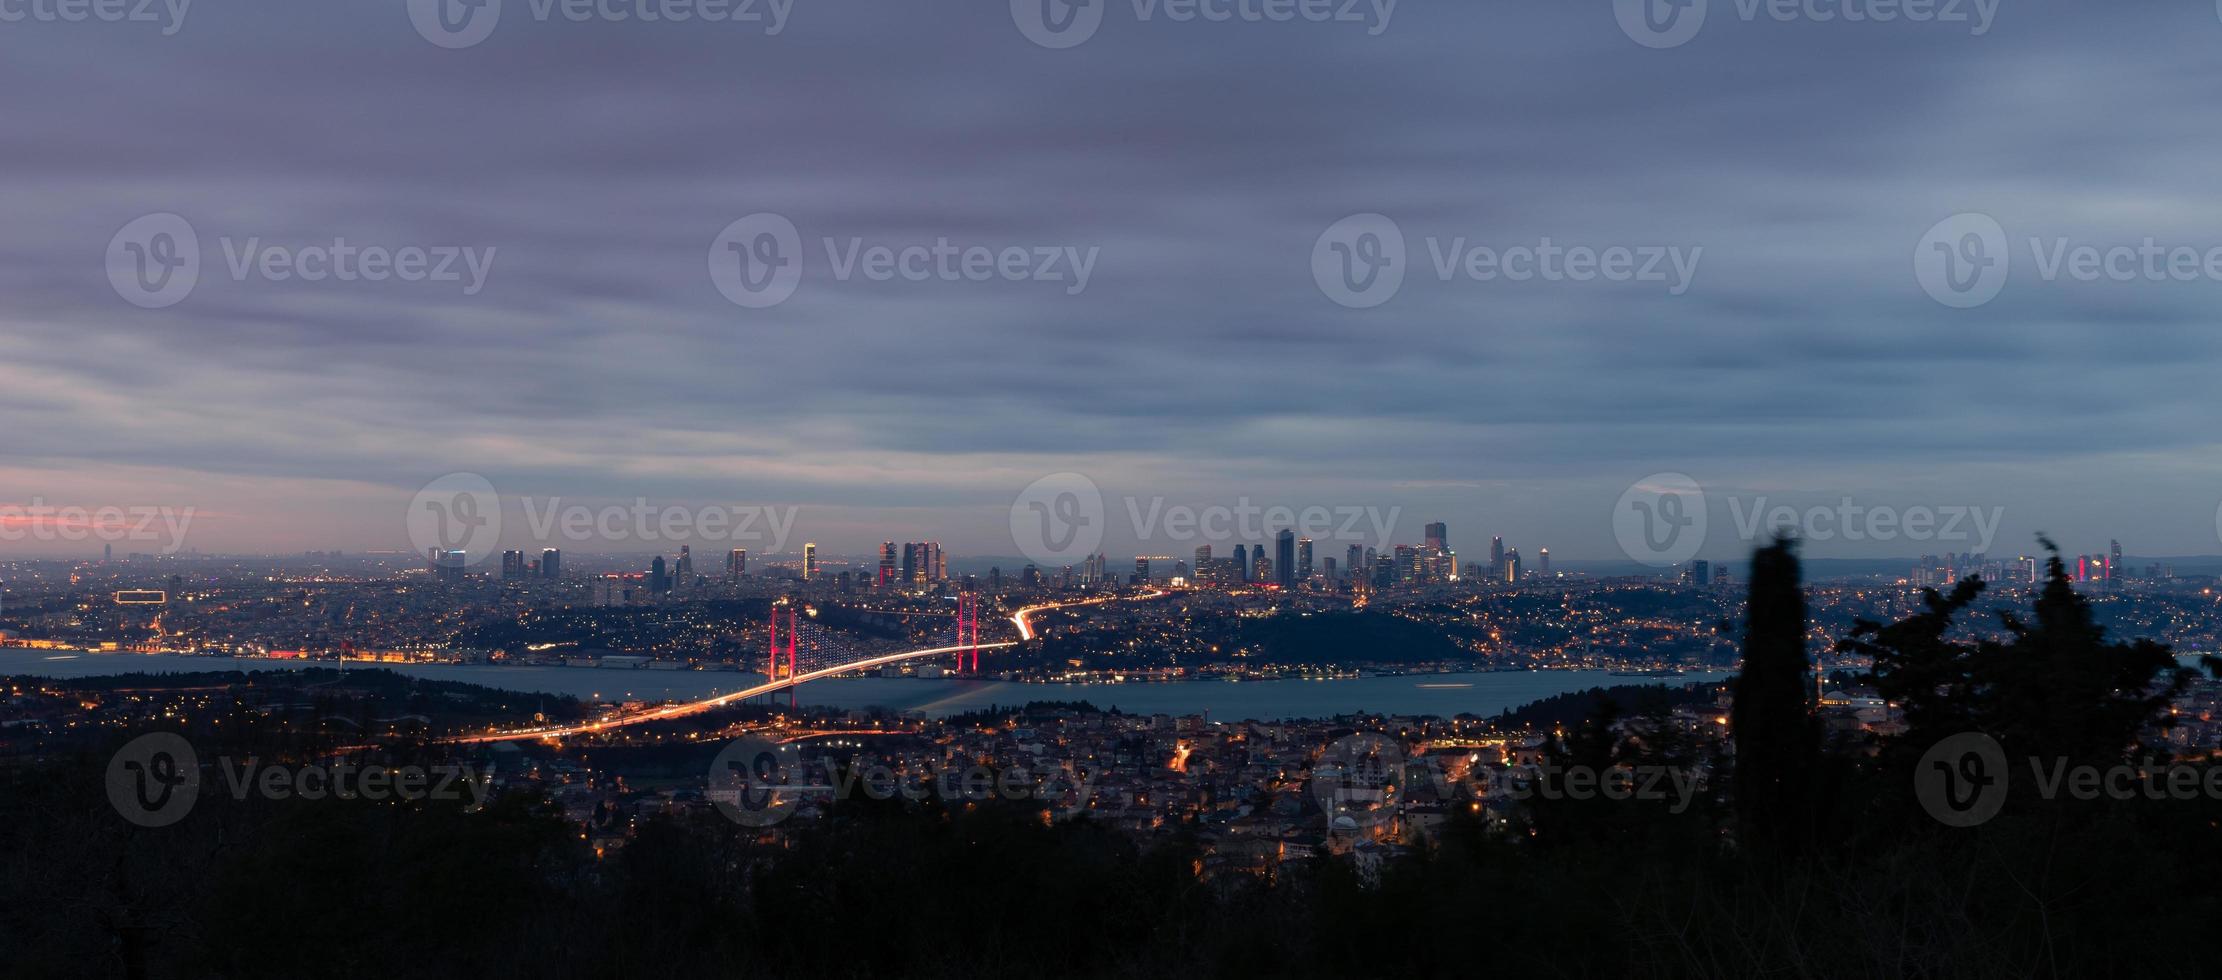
[767,602,800,679]
[956,592,981,673]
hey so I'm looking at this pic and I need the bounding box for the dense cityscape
[16,0,2222,974]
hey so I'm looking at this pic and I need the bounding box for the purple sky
[4,0,2221,562]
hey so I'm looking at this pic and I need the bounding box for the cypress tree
[1732,533,1815,853]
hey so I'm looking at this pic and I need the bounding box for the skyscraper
[501,550,525,579]
[878,542,896,587]
[1537,547,1550,578]
[1134,557,1150,583]
[541,548,562,580]
[1234,544,1249,583]
[1275,529,1295,589]
[650,555,670,593]
[1194,545,1211,577]
[1425,522,1447,552]
[802,543,817,581]
[1490,536,1504,578]
[1346,544,1364,584]
[728,548,748,581]
[1296,537,1313,583]
[675,546,694,588]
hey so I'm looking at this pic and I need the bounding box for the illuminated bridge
[447,590,1165,744]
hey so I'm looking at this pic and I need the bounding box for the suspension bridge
[447,589,1164,744]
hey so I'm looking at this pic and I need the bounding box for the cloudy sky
[4,0,2221,563]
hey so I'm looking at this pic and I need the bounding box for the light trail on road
[447,641,1015,744]
[1010,588,1167,641]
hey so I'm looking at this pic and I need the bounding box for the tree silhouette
[1732,533,1816,854]
[1845,537,2192,771]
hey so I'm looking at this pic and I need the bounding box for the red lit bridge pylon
[956,591,981,674]
[767,601,800,708]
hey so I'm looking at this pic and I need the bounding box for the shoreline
[2,648,1718,686]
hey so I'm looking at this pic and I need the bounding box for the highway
[1010,588,1167,641]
